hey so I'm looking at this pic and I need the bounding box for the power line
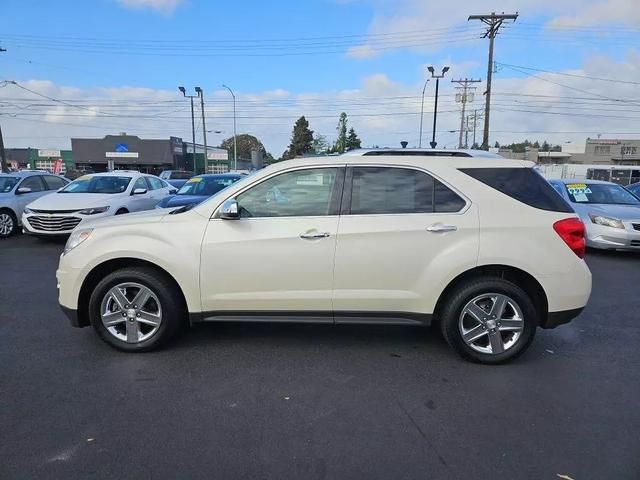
[495,62,640,86]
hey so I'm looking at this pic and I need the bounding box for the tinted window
[43,175,67,190]
[61,176,131,194]
[564,182,640,205]
[460,168,573,213]
[434,180,466,212]
[237,168,339,218]
[19,176,45,192]
[350,167,434,214]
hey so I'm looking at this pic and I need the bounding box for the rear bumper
[541,307,584,329]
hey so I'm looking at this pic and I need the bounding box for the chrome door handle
[300,231,330,239]
[426,224,457,233]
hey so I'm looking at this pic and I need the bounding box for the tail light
[553,218,586,258]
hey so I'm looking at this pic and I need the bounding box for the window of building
[594,146,611,155]
[236,168,340,218]
[621,146,638,155]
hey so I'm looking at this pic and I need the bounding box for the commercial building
[571,138,640,165]
[5,148,73,172]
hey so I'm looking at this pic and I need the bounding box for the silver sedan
[549,179,640,251]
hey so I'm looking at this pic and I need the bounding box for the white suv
[56,150,591,363]
[22,171,174,236]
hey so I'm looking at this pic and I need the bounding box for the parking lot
[1,234,638,480]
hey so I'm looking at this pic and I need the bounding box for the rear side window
[348,167,466,215]
[43,175,67,190]
[460,168,573,213]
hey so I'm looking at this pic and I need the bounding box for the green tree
[312,134,329,154]
[335,112,348,153]
[346,127,361,150]
[283,116,314,159]
[220,134,268,161]
[494,141,501,148]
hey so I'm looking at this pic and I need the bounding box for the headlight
[63,228,93,255]
[78,206,109,215]
[24,207,33,214]
[589,213,624,229]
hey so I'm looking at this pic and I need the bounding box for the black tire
[439,277,538,364]
[115,208,129,215]
[0,209,17,238]
[88,267,186,352]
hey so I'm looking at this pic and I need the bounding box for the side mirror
[169,189,178,195]
[132,188,147,195]
[219,199,239,219]
[16,187,32,195]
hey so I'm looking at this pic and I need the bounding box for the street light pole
[222,84,237,171]
[195,87,207,173]
[418,79,429,148]
[427,66,450,149]
[179,86,198,173]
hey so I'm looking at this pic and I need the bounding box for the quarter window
[236,168,340,218]
[348,167,465,215]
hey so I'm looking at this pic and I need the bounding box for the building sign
[38,149,61,157]
[587,139,620,145]
[115,143,129,152]
[207,152,228,160]
[106,152,139,158]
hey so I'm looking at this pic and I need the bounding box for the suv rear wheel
[439,278,538,364]
[88,267,185,352]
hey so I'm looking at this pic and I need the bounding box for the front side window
[18,176,45,193]
[236,168,339,218]
[132,177,147,191]
[565,182,640,205]
[61,176,131,194]
[146,177,164,190]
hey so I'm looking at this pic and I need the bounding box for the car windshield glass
[565,182,640,205]
[177,176,239,196]
[0,177,20,193]
[60,176,131,194]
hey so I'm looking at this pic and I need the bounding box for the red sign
[53,159,63,174]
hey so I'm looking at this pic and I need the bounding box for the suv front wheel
[88,267,185,352]
[439,278,538,364]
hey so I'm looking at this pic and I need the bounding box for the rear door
[332,165,479,319]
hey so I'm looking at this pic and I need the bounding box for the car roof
[342,148,503,159]
[0,170,50,178]
[79,171,142,178]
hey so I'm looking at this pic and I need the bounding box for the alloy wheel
[0,213,14,237]
[458,293,525,355]
[100,282,162,343]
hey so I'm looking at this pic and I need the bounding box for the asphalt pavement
[1,234,638,480]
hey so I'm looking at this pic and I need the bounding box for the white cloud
[116,0,184,15]
[346,45,378,59]
[547,0,640,27]
[2,51,639,156]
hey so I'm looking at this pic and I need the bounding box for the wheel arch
[0,207,19,230]
[77,257,188,327]
[433,264,548,326]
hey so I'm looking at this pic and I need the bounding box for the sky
[1,0,640,156]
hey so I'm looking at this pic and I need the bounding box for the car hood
[157,194,208,208]
[80,208,168,229]
[27,192,126,210]
[572,203,640,221]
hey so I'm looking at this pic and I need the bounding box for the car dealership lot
[1,236,638,479]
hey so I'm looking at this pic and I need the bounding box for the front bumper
[585,222,640,250]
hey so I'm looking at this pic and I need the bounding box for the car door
[127,176,152,212]
[14,176,48,214]
[332,165,479,319]
[42,175,68,192]
[199,166,345,316]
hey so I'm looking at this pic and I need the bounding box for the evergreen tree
[346,127,361,150]
[283,116,314,159]
[335,112,348,153]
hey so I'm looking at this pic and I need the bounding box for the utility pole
[464,114,470,150]
[0,47,7,172]
[178,86,198,173]
[468,12,518,150]
[427,65,450,149]
[452,78,481,149]
[418,79,429,148]
[471,109,483,148]
[222,84,237,171]
[195,87,207,172]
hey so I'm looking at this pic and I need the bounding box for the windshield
[565,182,640,205]
[177,176,240,196]
[60,176,131,194]
[0,177,20,193]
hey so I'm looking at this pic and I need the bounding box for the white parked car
[22,171,175,237]
[56,150,592,363]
